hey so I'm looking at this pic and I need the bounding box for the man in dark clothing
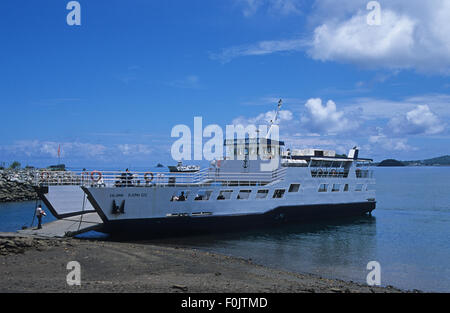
[178,191,186,201]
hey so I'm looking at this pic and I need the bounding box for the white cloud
[307,0,450,73]
[342,94,450,121]
[219,1,450,74]
[0,141,107,159]
[210,39,305,63]
[301,98,359,134]
[369,133,416,152]
[117,144,153,156]
[388,105,446,135]
[232,109,293,127]
[308,10,416,68]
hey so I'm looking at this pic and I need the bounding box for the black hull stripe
[92,200,376,236]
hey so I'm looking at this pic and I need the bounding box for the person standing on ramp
[36,205,47,229]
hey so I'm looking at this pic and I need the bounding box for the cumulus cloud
[307,0,450,73]
[309,10,416,68]
[301,98,359,134]
[387,105,446,135]
[218,1,450,74]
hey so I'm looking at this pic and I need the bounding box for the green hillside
[403,155,450,166]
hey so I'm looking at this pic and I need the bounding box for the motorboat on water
[168,161,200,173]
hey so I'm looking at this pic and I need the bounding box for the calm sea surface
[0,167,449,292]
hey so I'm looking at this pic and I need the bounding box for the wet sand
[0,234,413,293]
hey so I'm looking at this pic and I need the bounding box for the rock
[172,284,188,291]
[0,169,39,202]
[330,287,342,293]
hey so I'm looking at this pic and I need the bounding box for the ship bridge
[223,137,284,161]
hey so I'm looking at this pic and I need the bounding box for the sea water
[150,167,450,292]
[0,167,449,291]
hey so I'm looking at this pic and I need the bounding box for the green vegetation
[403,155,450,166]
[375,155,450,167]
[47,164,66,171]
[9,161,21,170]
[378,159,405,167]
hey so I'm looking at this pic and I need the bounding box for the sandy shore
[0,233,413,293]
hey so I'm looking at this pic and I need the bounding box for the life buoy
[40,171,49,181]
[144,172,154,183]
[90,170,102,183]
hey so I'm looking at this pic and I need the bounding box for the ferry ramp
[17,213,103,238]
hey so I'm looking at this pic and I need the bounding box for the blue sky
[0,0,449,169]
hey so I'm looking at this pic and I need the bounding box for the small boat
[168,161,200,173]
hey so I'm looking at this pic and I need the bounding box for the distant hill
[402,155,450,166]
[378,159,405,167]
[375,155,450,167]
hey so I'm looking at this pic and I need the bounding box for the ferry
[33,102,375,236]
[79,142,375,236]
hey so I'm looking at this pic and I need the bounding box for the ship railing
[32,170,208,187]
[33,167,287,187]
[310,168,374,179]
[203,167,287,186]
[310,168,350,178]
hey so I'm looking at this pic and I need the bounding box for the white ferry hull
[82,173,376,236]
[86,194,375,237]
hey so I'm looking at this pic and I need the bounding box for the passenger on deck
[178,192,186,201]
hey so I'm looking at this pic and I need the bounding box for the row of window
[170,187,291,201]
[318,183,368,192]
[170,183,371,202]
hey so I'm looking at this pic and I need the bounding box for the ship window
[343,184,349,192]
[194,190,212,201]
[217,190,233,200]
[318,184,328,192]
[273,189,285,199]
[332,184,340,192]
[237,190,251,200]
[170,190,189,201]
[288,184,300,193]
[256,190,269,199]
[355,184,364,192]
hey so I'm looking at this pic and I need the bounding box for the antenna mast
[266,99,282,139]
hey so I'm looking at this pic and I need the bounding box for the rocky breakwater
[0,170,39,202]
